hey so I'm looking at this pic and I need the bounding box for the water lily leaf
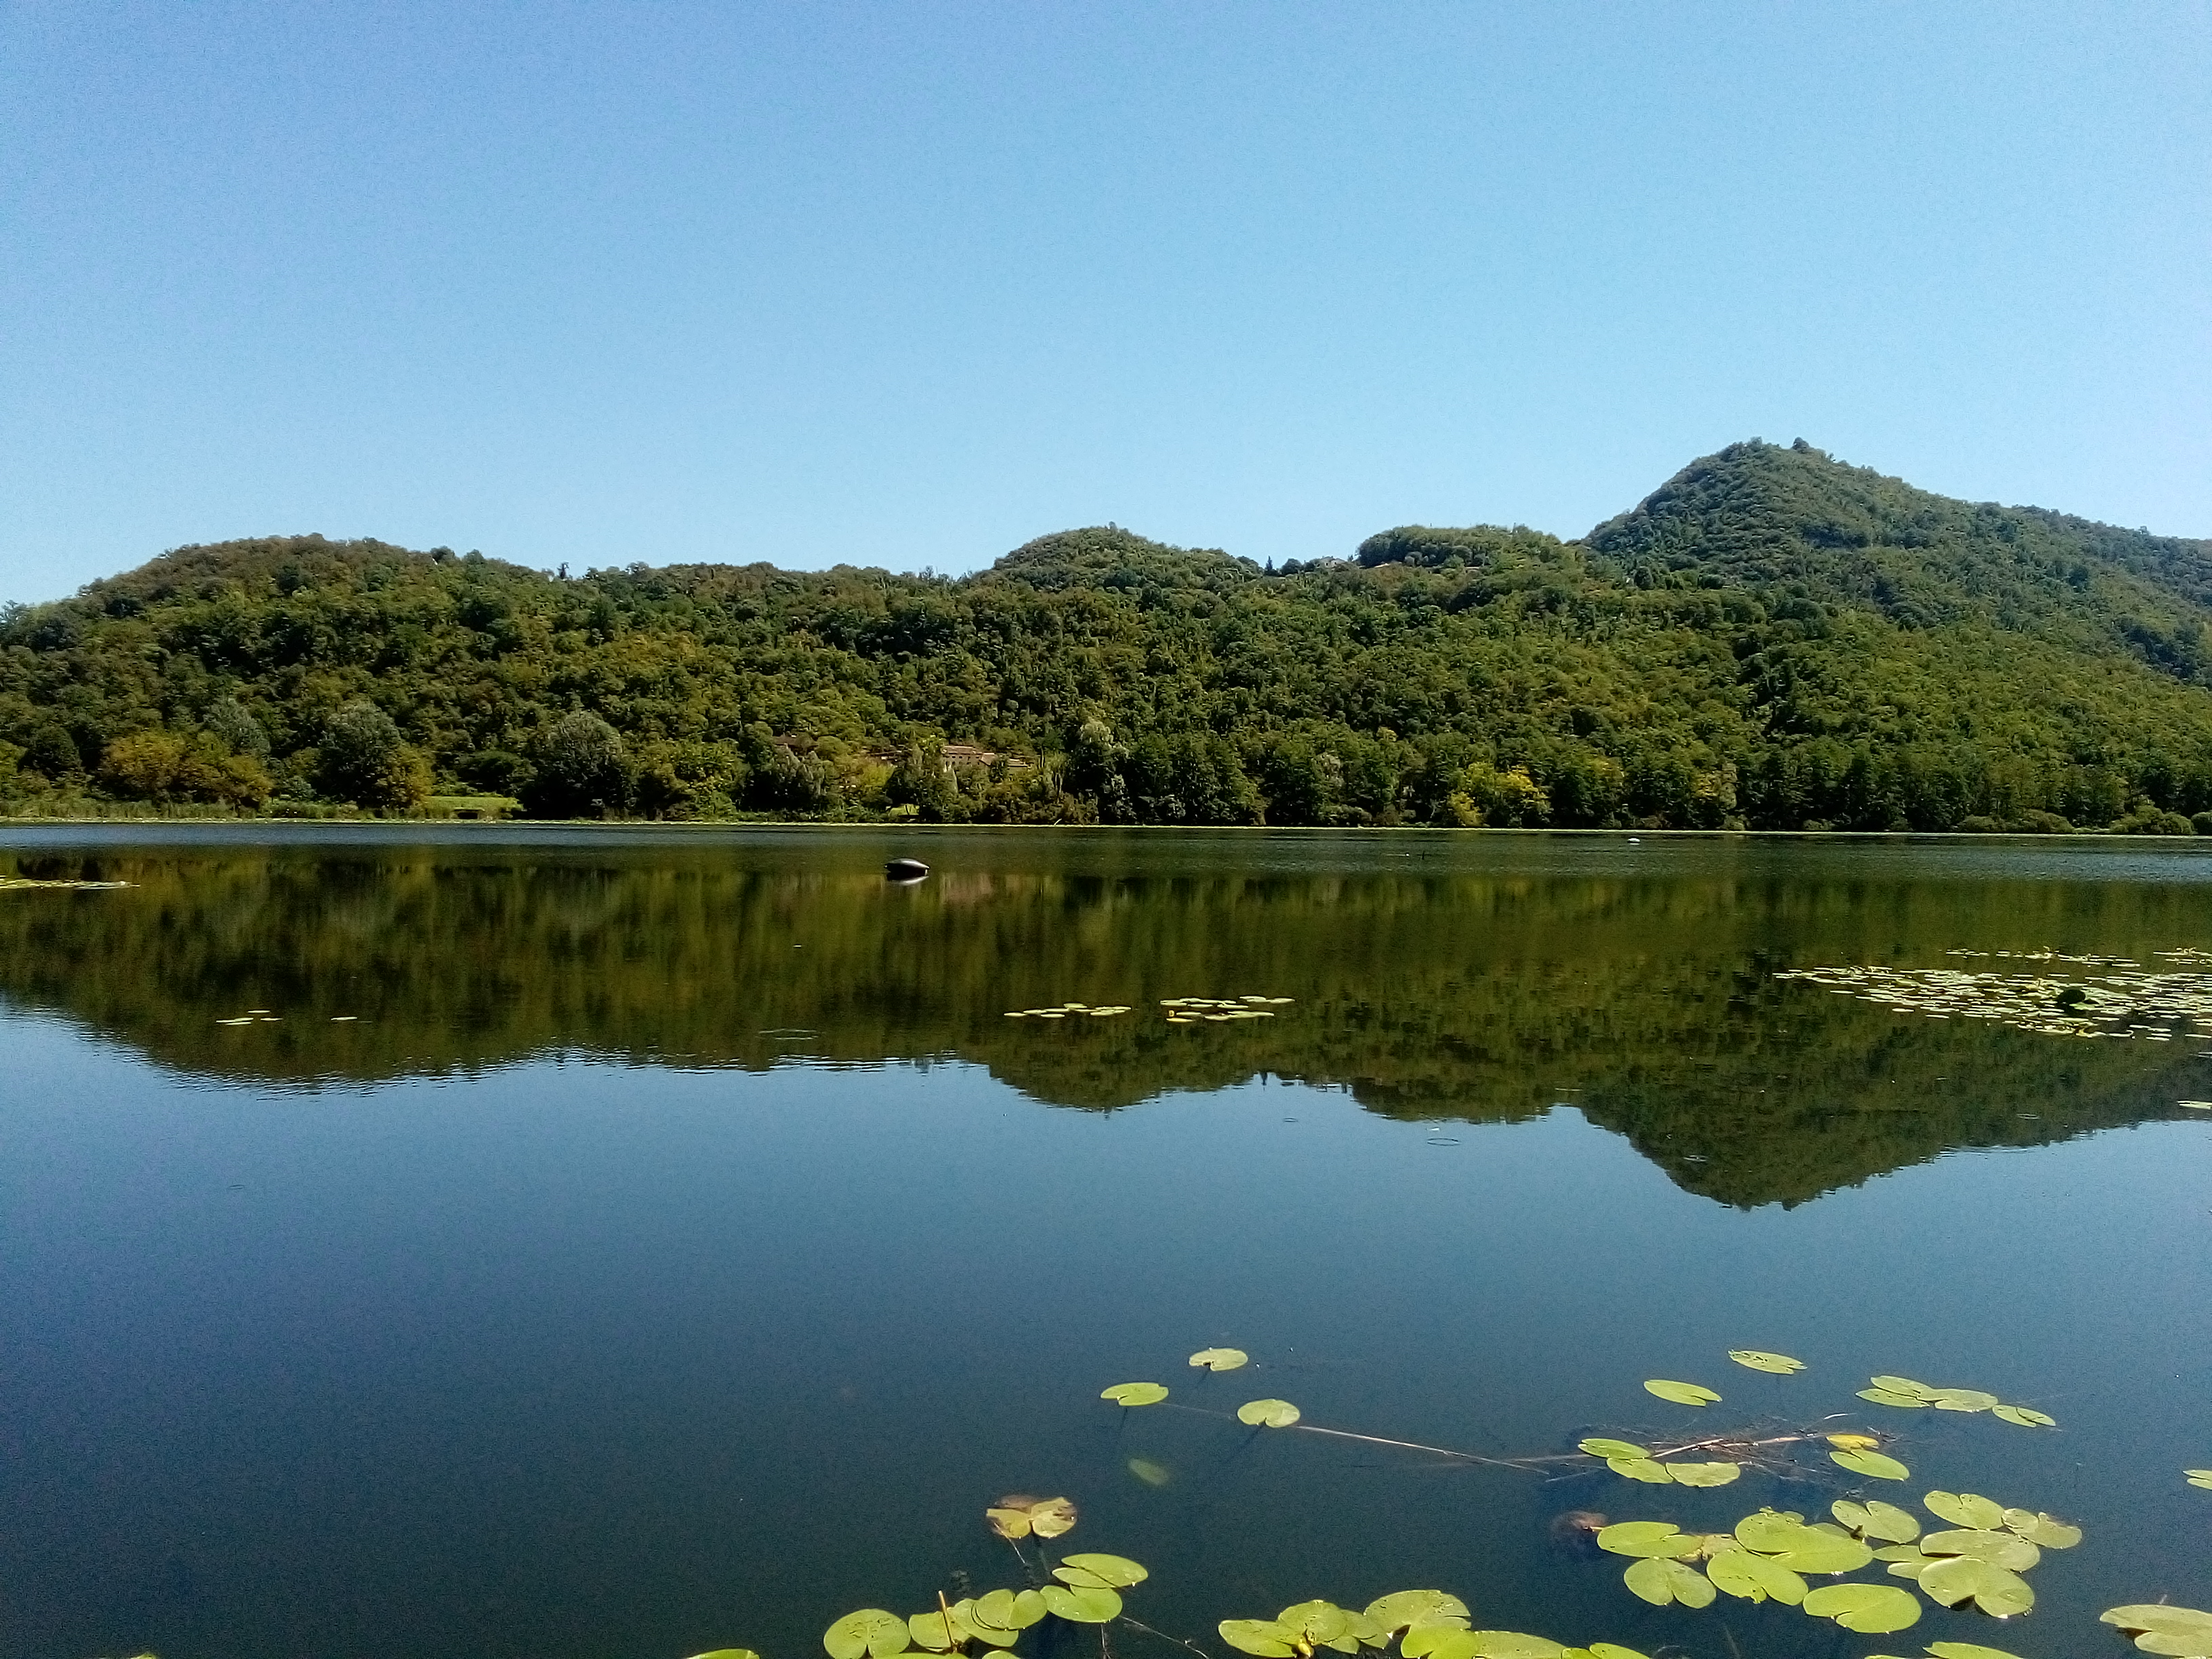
[1927,1388,2000,1413]
[1801,1583,1921,1633]
[1858,1389,1929,1408]
[1062,1554,1147,1587]
[1834,1499,1921,1542]
[1597,1521,1700,1559]
[985,1507,1032,1540]
[2001,1509,2080,1548]
[972,1591,1021,1633]
[1010,1591,1048,1627]
[1041,1584,1121,1624]
[691,1650,762,1658]
[1586,1648,1650,1659]
[1237,1398,1300,1427]
[1465,1637,1568,1659]
[826,1610,912,1659]
[1734,1511,1810,1553]
[1127,1456,1171,1487]
[1917,1556,2032,1618]
[1832,1448,1908,1479]
[2104,1606,2212,1652]
[1991,1404,2056,1427]
[1607,1456,1674,1483]
[1881,1549,1933,1579]
[1923,1492,2005,1531]
[1189,1347,1249,1371]
[1868,1375,1937,1399]
[1828,1433,1881,1450]
[1054,1566,1110,1591]
[1101,1382,1168,1406]
[1025,1497,1078,1538]
[1277,1602,1353,1647]
[2190,1471,2212,1490]
[1920,1530,2039,1571]
[910,1608,971,1651]
[1705,1547,1807,1605]
[1622,1557,1713,1608]
[1401,1623,1476,1658]
[1667,1461,1742,1487]
[1220,1622,1297,1657]
[1365,1593,1470,1635]
[1642,1379,1721,1406]
[1577,1438,1649,1460]
[1925,1646,2029,1659]
[1768,1530,1872,1575]
[1727,1350,1805,1374]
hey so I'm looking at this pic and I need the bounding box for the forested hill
[5,438,2212,832]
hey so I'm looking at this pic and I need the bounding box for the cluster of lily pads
[1217,1590,1639,1659]
[1856,1374,2057,1429]
[1001,1003,1133,1019]
[1162,997,1292,1024]
[822,1553,1149,1659]
[1101,1347,1301,1427]
[1595,1488,2078,1635]
[1776,962,2212,1042]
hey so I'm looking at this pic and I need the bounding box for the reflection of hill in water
[2,840,2205,1207]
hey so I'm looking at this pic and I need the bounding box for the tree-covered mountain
[5,439,2211,831]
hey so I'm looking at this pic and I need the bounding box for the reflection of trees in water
[0,846,2199,1207]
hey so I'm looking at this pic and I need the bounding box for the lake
[1,825,2209,1659]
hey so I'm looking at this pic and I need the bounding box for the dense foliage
[5,440,2211,830]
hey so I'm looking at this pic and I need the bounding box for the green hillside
[4,440,2211,830]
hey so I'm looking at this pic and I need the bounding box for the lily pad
[1586,1648,1650,1659]
[1767,1530,1873,1576]
[1642,1379,1720,1406]
[1622,1557,1714,1608]
[1734,1510,1811,1553]
[1925,1646,2030,1659]
[1127,1457,1171,1487]
[1919,1530,2039,1571]
[1040,1584,1122,1624]
[1403,1626,1477,1658]
[1923,1492,2005,1531]
[1858,1388,1930,1408]
[1101,1382,1168,1406]
[1364,1592,1470,1634]
[909,1607,974,1650]
[1704,1547,1807,1605]
[2188,1470,2212,1490]
[1025,1497,1078,1539]
[1834,1499,1921,1543]
[689,1651,762,1659]
[1727,1350,1806,1374]
[1666,1461,1742,1487]
[1275,1602,1353,1649]
[1606,1456,1673,1483]
[1917,1556,2033,1618]
[1220,1622,1297,1657]
[1828,1433,1881,1450]
[1597,1521,1701,1559]
[2001,1509,2080,1548]
[1868,1375,1937,1399]
[1237,1398,1300,1428]
[1061,1554,1149,1588]
[2104,1606,2212,1656]
[1927,1388,2000,1413]
[1577,1438,1649,1460]
[1832,1447,1909,1479]
[1464,1637,1566,1659]
[1879,1548,1933,1579]
[1991,1404,2056,1427]
[1189,1347,1250,1372]
[985,1507,1033,1539]
[1801,1582,1921,1633]
[825,1610,912,1659]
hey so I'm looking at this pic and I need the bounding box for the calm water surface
[1,827,2209,1659]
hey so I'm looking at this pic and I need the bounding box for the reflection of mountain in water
[3,839,2206,1208]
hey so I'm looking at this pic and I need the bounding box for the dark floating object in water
[884,857,930,882]
[1549,1509,1610,1559]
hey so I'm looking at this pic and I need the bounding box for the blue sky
[3,1,2207,602]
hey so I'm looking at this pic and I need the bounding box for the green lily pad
[1858,1388,1929,1408]
[1991,1404,2056,1427]
[910,1607,973,1651]
[1643,1379,1721,1406]
[2001,1509,2080,1547]
[1276,1602,1353,1647]
[1832,1447,1909,1479]
[2189,1470,2212,1490]
[1923,1491,2005,1531]
[1734,1510,1809,1553]
[1402,1624,1477,1658]
[2104,1606,2212,1655]
[1880,1549,1933,1579]
[1219,1621,1298,1657]
[1768,1530,1872,1576]
[1868,1375,1937,1399]
[1920,1530,2039,1571]
[1237,1398,1300,1427]
[1061,1554,1149,1587]
[1925,1646,2030,1659]
[1597,1521,1701,1559]
[1189,1347,1249,1371]
[1101,1382,1168,1406]
[1623,1557,1714,1608]
[826,1610,912,1659]
[1364,1592,1470,1634]
[1607,1456,1674,1483]
[1727,1350,1805,1374]
[970,1589,1045,1632]
[1464,1637,1567,1659]
[1578,1438,1650,1460]
[690,1651,762,1658]
[1026,1497,1078,1538]
[1834,1499,1921,1542]
[1801,1582,1921,1633]
[1586,1647,1650,1659]
[1127,1456,1171,1488]
[1666,1460,1742,1487]
[1040,1584,1122,1624]
[1704,1547,1808,1605]
[1917,1556,2033,1618]
[1927,1388,2000,1413]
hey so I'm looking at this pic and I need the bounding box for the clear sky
[3,2,2207,603]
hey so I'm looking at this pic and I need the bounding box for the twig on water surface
[1120,1617,1214,1659]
